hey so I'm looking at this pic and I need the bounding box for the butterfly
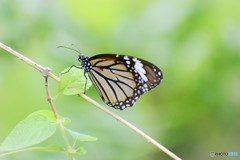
[67,51,163,110]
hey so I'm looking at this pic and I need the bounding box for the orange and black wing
[87,54,163,110]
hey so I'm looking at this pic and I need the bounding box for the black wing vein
[93,67,135,91]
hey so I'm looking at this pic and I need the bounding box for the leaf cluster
[0,68,96,159]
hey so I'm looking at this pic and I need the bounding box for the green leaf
[58,67,92,95]
[0,110,57,152]
[75,147,86,155]
[67,146,86,156]
[0,145,65,157]
[36,144,65,153]
[61,117,71,126]
[65,128,98,142]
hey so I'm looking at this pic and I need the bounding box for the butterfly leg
[83,72,88,94]
[61,65,82,74]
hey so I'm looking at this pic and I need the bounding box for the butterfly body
[78,54,163,110]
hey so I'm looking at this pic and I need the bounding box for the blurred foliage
[0,0,240,160]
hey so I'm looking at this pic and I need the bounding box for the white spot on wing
[133,58,139,62]
[124,56,129,60]
[135,63,145,74]
[134,59,148,82]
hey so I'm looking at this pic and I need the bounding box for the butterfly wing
[88,54,163,110]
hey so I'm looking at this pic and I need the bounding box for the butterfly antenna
[57,45,82,55]
[71,44,82,54]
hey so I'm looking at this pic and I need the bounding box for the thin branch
[44,73,71,149]
[43,70,60,120]
[0,43,46,74]
[0,42,60,81]
[79,94,181,160]
[0,42,182,160]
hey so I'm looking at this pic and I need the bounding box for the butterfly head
[78,54,92,72]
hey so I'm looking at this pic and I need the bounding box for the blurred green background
[1,0,240,160]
